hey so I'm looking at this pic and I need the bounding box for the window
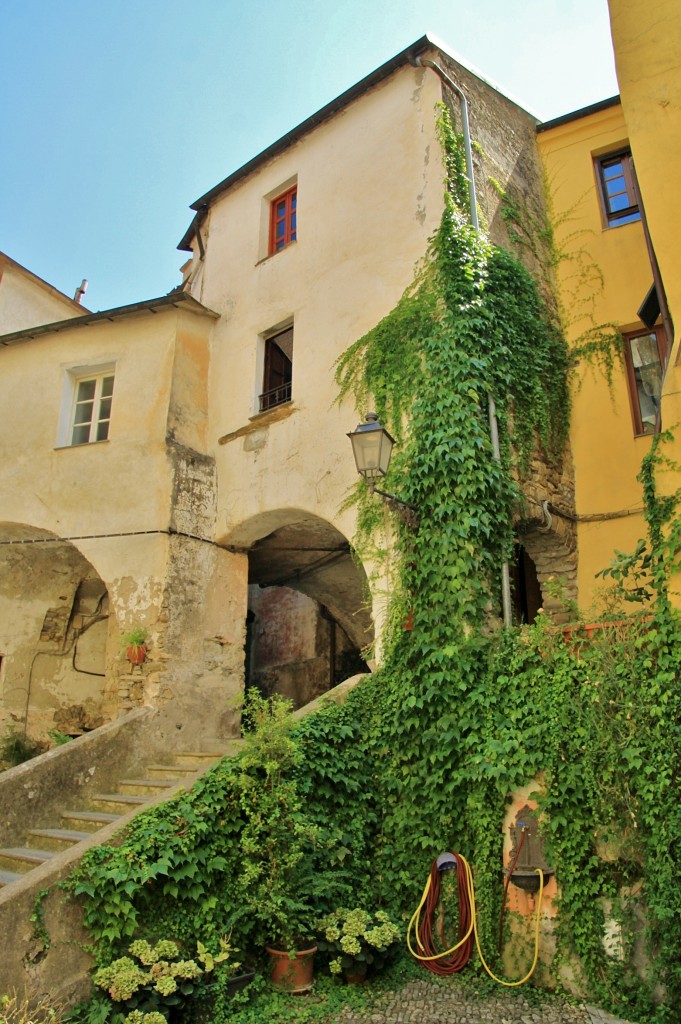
[269,186,297,254]
[259,326,293,412]
[623,326,667,435]
[596,149,641,227]
[70,372,115,445]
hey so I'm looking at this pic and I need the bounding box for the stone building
[0,36,581,747]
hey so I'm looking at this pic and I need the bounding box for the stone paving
[334,977,640,1024]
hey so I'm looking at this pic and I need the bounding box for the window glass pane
[74,402,94,425]
[101,376,114,398]
[76,379,96,401]
[605,176,625,196]
[96,421,110,442]
[628,333,662,434]
[603,160,623,180]
[71,424,90,445]
[99,397,112,419]
[609,193,630,212]
[613,211,641,225]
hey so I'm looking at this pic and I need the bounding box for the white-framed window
[58,365,115,447]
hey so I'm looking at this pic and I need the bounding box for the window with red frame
[623,325,667,435]
[269,187,297,254]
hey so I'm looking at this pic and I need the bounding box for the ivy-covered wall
[43,94,681,1024]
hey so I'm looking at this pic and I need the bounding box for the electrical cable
[407,850,544,987]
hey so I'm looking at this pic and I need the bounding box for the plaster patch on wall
[111,576,163,623]
[243,429,268,453]
[168,440,217,537]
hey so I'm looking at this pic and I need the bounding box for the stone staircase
[0,744,240,891]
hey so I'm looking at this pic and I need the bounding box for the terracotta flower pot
[343,961,368,984]
[126,643,147,665]
[265,944,317,992]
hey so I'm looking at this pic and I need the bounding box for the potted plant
[121,626,149,665]
[229,692,320,991]
[92,936,242,1022]
[315,907,401,983]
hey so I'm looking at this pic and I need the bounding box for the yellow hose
[407,854,545,987]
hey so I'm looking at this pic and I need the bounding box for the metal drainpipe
[413,56,513,628]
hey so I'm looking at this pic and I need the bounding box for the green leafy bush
[316,907,401,977]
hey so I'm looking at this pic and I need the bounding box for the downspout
[412,55,513,628]
[182,205,208,293]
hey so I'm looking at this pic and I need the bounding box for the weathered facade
[0,37,578,746]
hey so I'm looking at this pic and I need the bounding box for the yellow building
[537,0,680,610]
[538,100,664,607]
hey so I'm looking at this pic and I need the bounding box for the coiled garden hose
[407,850,544,987]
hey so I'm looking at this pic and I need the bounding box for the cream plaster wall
[0,315,174,537]
[187,63,446,561]
[539,104,655,609]
[0,257,84,334]
[0,304,238,741]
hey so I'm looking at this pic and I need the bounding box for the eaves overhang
[177,33,542,253]
[0,291,218,347]
[177,35,439,252]
[537,95,621,134]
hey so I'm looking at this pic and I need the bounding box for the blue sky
[1,1,618,313]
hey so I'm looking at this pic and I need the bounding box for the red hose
[416,854,474,975]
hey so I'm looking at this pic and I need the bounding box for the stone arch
[0,521,111,741]
[225,508,372,708]
[517,511,578,625]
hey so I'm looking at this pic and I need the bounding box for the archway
[0,522,110,741]
[227,510,372,709]
[518,513,578,625]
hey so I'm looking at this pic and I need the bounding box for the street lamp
[347,413,419,525]
[347,412,395,487]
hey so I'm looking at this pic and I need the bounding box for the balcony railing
[258,382,292,413]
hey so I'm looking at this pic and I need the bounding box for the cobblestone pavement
[334,978,639,1024]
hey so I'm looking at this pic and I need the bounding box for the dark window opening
[511,545,542,625]
[596,149,641,227]
[259,326,293,412]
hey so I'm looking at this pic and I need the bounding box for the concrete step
[90,793,149,812]
[0,868,23,887]
[27,828,92,851]
[117,778,180,796]
[0,847,56,872]
[0,744,242,894]
[173,751,227,767]
[201,737,242,755]
[146,763,202,779]
[60,809,122,829]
